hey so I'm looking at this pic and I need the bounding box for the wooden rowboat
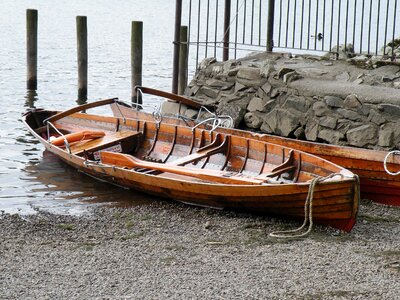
[111,86,400,207]
[23,100,359,232]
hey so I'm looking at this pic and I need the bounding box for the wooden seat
[70,130,141,156]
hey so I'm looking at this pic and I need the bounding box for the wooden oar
[100,151,263,185]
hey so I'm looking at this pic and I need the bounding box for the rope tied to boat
[269,173,344,239]
[383,150,400,176]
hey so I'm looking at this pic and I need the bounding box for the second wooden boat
[23,100,359,232]
[111,87,400,206]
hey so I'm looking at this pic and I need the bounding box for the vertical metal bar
[214,0,219,58]
[196,0,201,67]
[235,0,239,58]
[367,0,373,54]
[267,0,275,51]
[285,0,291,48]
[344,0,349,52]
[322,0,326,51]
[258,0,262,46]
[251,0,255,44]
[360,0,365,53]
[178,26,188,95]
[293,0,297,48]
[336,0,341,54]
[392,0,398,60]
[314,0,319,50]
[205,0,210,57]
[243,0,247,44]
[278,0,282,47]
[300,0,305,48]
[330,0,334,50]
[307,0,312,49]
[352,0,357,51]
[223,0,231,61]
[172,0,182,94]
[188,0,192,72]
[383,0,390,56]
[375,0,381,55]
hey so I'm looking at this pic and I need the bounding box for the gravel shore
[1,199,399,299]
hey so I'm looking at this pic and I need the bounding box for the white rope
[383,150,400,176]
[269,173,344,239]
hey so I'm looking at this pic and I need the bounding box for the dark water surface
[0,1,181,214]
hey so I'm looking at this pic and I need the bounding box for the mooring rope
[269,173,344,239]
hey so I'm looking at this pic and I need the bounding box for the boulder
[244,112,264,129]
[378,123,400,147]
[236,67,264,87]
[216,103,247,128]
[346,124,378,147]
[247,97,265,112]
[305,119,319,141]
[343,94,362,110]
[313,101,330,117]
[318,129,344,144]
[263,109,301,136]
[161,101,181,116]
[337,108,363,121]
[325,95,344,108]
[284,96,311,113]
[368,109,386,125]
[319,116,338,129]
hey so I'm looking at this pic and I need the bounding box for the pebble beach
[1,199,399,299]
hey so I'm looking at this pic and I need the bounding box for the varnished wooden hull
[112,102,400,206]
[23,107,359,232]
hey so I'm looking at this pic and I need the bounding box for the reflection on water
[25,89,38,108]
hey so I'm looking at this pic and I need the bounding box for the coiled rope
[269,173,344,239]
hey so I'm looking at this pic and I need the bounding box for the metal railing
[175,0,399,71]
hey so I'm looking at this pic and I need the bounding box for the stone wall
[163,50,400,150]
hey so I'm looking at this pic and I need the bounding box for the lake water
[0,0,186,214]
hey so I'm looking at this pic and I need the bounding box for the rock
[379,104,400,118]
[346,124,378,147]
[337,108,363,121]
[260,82,272,95]
[283,71,302,83]
[260,121,273,133]
[263,109,301,136]
[336,72,350,82]
[244,112,263,129]
[247,97,265,112]
[283,96,311,113]
[353,78,364,84]
[277,67,295,79]
[368,109,386,125]
[382,75,396,82]
[264,99,276,113]
[199,57,217,70]
[234,82,247,93]
[260,59,276,78]
[331,43,355,59]
[325,96,343,108]
[293,127,305,139]
[319,116,337,129]
[305,119,319,141]
[394,81,400,89]
[313,101,330,117]
[197,86,219,99]
[183,108,198,119]
[318,129,344,144]
[378,123,400,147]
[343,94,362,110]
[161,101,181,116]
[216,103,247,128]
[236,67,264,87]
[205,79,234,90]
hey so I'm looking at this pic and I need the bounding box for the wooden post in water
[26,9,38,90]
[131,21,143,105]
[178,26,188,95]
[76,16,88,100]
